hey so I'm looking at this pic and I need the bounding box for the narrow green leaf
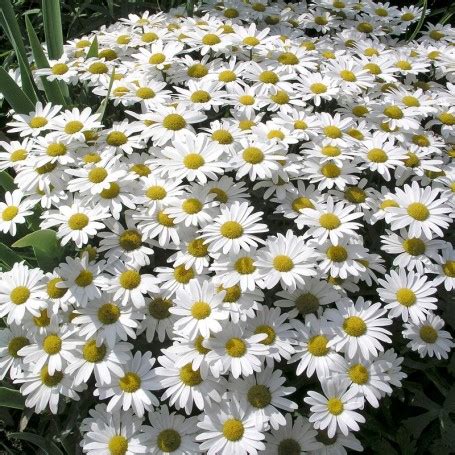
[0,67,35,114]
[408,0,428,42]
[0,386,25,409]
[0,170,15,191]
[42,0,64,59]
[0,7,38,104]
[86,36,99,59]
[12,229,62,272]
[0,242,28,270]
[25,16,66,106]
[9,432,64,455]
[96,67,115,120]
[107,0,115,17]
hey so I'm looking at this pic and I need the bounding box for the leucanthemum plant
[0,0,454,453]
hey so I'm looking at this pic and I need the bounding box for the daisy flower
[403,313,454,360]
[50,107,103,142]
[204,323,269,378]
[255,230,318,290]
[325,297,392,360]
[0,262,46,325]
[377,269,438,323]
[154,350,225,414]
[264,413,322,454]
[289,314,344,381]
[296,196,363,245]
[0,189,35,236]
[146,405,200,454]
[0,137,34,170]
[199,201,268,254]
[230,367,297,430]
[0,325,30,380]
[103,120,145,154]
[170,279,228,338]
[428,245,455,291]
[80,404,151,455]
[304,378,365,438]
[95,350,159,417]
[196,398,266,455]
[41,200,109,248]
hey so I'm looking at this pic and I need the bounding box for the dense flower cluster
[1,0,455,453]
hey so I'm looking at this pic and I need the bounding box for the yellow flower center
[220,221,244,239]
[367,148,388,163]
[242,146,264,164]
[396,288,416,307]
[242,36,260,46]
[223,419,244,441]
[8,336,29,357]
[98,49,117,60]
[33,309,50,327]
[259,70,279,84]
[119,270,141,290]
[157,211,175,227]
[340,70,356,82]
[88,62,108,74]
[142,32,158,42]
[163,114,187,131]
[225,337,246,357]
[187,63,208,78]
[438,112,455,125]
[10,286,30,305]
[292,197,314,212]
[224,7,239,18]
[364,62,381,75]
[202,33,221,46]
[295,293,319,314]
[182,198,202,214]
[106,131,127,147]
[357,22,373,33]
[157,429,181,452]
[383,105,404,119]
[294,120,308,130]
[108,435,128,455]
[321,162,341,178]
[327,398,344,415]
[402,95,420,107]
[429,30,444,40]
[148,297,172,320]
[419,325,438,343]
[191,301,211,319]
[88,167,108,183]
[2,206,18,221]
[29,116,48,128]
[212,130,233,144]
[404,153,420,168]
[40,366,63,387]
[442,260,455,277]
[83,152,101,164]
[119,372,141,393]
[402,238,426,256]
[239,120,255,130]
[136,87,155,99]
[220,284,241,303]
[10,148,27,161]
[146,186,166,201]
[254,325,276,345]
[51,63,69,75]
[308,335,329,356]
[315,15,328,25]
[239,95,255,106]
[247,384,272,408]
[234,256,256,274]
[100,183,119,199]
[64,120,84,134]
[278,52,299,65]
[187,238,208,257]
[119,230,142,251]
[43,333,62,355]
[97,303,121,324]
[348,364,369,384]
[267,130,285,140]
[131,163,151,177]
[183,153,204,169]
[191,90,211,103]
[273,255,294,272]
[83,340,107,363]
[326,245,348,262]
[407,202,429,221]
[148,53,166,65]
[344,186,366,204]
[173,265,195,283]
[380,199,399,210]
[270,91,289,105]
[319,213,341,230]
[68,213,89,231]
[218,70,236,82]
[309,82,327,94]
[46,277,67,299]
[75,269,93,287]
[343,316,367,337]
[179,363,203,386]
[401,12,415,21]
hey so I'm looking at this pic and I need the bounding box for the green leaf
[403,410,439,437]
[8,432,64,455]
[86,35,98,59]
[0,1,38,103]
[0,67,35,114]
[0,241,27,270]
[96,67,115,120]
[0,386,25,409]
[42,0,64,60]
[25,16,66,106]
[408,0,428,42]
[0,170,15,191]
[12,229,62,272]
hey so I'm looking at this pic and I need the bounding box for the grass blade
[0,387,25,410]
[86,36,99,59]
[96,67,115,120]
[25,16,66,106]
[42,0,64,59]
[408,0,428,42]
[9,433,64,455]
[0,170,15,191]
[0,67,35,114]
